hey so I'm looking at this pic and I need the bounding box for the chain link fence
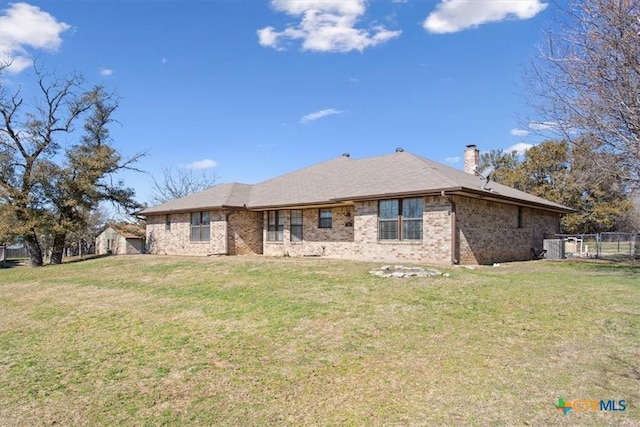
[545,233,639,260]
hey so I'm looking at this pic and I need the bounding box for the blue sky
[1,0,558,205]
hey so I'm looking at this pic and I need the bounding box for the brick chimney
[464,144,479,174]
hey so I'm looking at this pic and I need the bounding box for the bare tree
[149,166,218,204]
[529,0,640,187]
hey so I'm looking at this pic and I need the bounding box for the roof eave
[333,186,575,214]
[248,201,353,211]
[332,188,462,203]
[448,187,576,213]
[137,204,248,216]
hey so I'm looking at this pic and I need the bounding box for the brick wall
[144,196,561,264]
[146,210,263,256]
[350,198,452,264]
[262,198,453,264]
[263,206,355,257]
[454,195,560,264]
[228,210,263,255]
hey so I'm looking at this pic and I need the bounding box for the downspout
[441,191,459,265]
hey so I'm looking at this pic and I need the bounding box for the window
[267,210,284,241]
[402,198,423,240]
[517,206,523,228]
[378,198,423,241]
[319,209,332,228]
[290,210,303,242]
[165,215,171,231]
[379,200,399,240]
[191,211,210,241]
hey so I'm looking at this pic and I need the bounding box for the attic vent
[342,153,350,158]
[396,147,404,153]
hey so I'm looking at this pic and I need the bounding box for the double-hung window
[267,210,284,241]
[191,211,210,241]
[378,198,423,241]
[379,200,399,240]
[401,198,423,240]
[319,209,332,228]
[290,210,303,242]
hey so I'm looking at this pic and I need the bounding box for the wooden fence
[2,245,29,259]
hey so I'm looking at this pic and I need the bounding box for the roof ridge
[255,155,350,185]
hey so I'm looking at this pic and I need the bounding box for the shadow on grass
[0,259,27,269]
[1,254,113,269]
[61,253,112,264]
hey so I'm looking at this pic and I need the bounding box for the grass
[1,255,638,426]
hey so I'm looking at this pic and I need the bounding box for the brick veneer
[453,195,560,264]
[262,198,452,264]
[146,210,263,256]
[228,210,263,255]
[145,195,561,264]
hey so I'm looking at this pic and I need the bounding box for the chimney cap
[466,144,477,149]
[396,147,404,153]
[342,153,350,158]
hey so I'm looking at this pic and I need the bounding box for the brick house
[139,147,573,264]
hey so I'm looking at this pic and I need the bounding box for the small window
[517,207,523,228]
[191,211,210,241]
[267,210,284,241]
[165,215,171,231]
[291,210,303,242]
[319,209,332,228]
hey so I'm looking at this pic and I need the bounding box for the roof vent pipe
[342,153,350,158]
[396,147,404,153]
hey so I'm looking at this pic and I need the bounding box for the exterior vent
[396,147,404,153]
[342,153,350,158]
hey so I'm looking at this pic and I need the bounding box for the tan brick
[145,196,561,265]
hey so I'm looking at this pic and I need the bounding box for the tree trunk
[23,233,43,267]
[50,233,66,265]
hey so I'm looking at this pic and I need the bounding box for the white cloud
[445,156,460,164]
[258,0,401,53]
[186,159,218,170]
[300,108,343,124]
[510,128,529,137]
[423,0,547,34]
[99,68,113,76]
[0,2,70,73]
[505,142,533,155]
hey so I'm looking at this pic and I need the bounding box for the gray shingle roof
[138,182,252,215]
[138,151,574,215]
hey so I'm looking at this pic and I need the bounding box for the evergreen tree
[478,139,633,233]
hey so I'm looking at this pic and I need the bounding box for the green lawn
[1,255,638,426]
